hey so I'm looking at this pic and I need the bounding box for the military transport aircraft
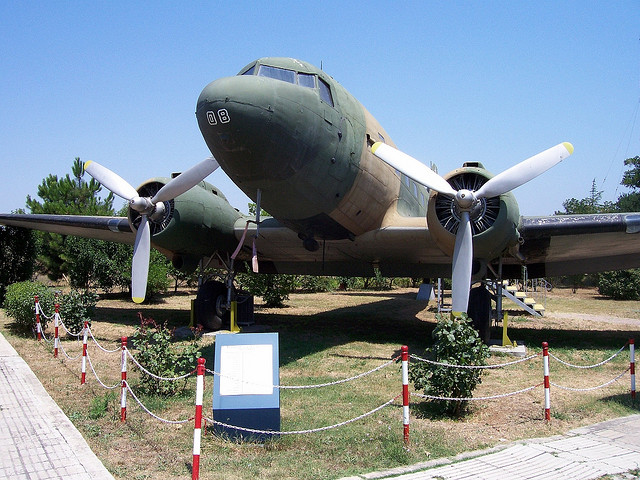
[2,57,640,331]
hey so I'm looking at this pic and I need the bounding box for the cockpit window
[258,65,296,84]
[298,73,315,88]
[319,77,334,107]
[242,65,256,76]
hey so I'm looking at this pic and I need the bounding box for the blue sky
[1,1,638,216]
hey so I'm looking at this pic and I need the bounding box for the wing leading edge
[515,213,640,278]
[0,214,134,245]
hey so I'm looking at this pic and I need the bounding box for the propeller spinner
[372,141,574,314]
[84,157,219,303]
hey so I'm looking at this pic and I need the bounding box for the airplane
[2,57,640,334]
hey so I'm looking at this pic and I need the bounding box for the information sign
[212,333,280,441]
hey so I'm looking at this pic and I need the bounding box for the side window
[242,65,256,76]
[319,77,334,107]
[298,73,315,88]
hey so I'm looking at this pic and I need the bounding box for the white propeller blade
[371,142,457,196]
[451,211,473,313]
[84,161,139,201]
[475,142,573,199]
[151,157,219,204]
[131,215,150,304]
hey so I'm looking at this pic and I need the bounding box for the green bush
[236,273,298,307]
[130,314,201,396]
[59,290,98,335]
[596,270,640,300]
[3,281,55,335]
[409,313,489,417]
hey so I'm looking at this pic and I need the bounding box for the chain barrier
[549,342,628,369]
[88,328,121,353]
[123,380,193,425]
[204,395,400,436]
[410,353,539,369]
[58,338,83,360]
[550,368,630,392]
[205,357,398,390]
[125,349,196,381]
[86,351,121,389]
[411,383,541,402]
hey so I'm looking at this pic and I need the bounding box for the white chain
[549,344,627,369]
[550,368,629,392]
[126,349,195,381]
[57,318,83,337]
[204,396,399,435]
[410,353,539,369]
[411,384,541,402]
[88,328,121,353]
[123,381,192,424]
[35,303,54,320]
[58,339,82,360]
[86,352,120,389]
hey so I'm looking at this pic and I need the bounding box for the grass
[1,286,639,479]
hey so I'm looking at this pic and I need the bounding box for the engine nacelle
[128,178,243,264]
[427,163,521,267]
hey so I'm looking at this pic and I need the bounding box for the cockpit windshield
[243,64,317,90]
[241,63,333,106]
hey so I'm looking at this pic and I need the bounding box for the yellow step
[515,292,526,299]
[533,304,545,312]
[524,297,536,304]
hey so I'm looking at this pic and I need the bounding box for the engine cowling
[128,177,243,271]
[427,163,521,271]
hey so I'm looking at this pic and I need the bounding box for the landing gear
[468,285,491,344]
[194,280,233,331]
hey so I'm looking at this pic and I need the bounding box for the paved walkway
[0,332,114,480]
[344,415,640,480]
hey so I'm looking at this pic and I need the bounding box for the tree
[555,179,616,215]
[26,158,114,279]
[616,156,640,212]
[0,225,37,302]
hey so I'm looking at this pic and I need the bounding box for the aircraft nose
[196,75,281,181]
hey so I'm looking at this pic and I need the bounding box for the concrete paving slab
[343,414,640,480]
[0,332,114,480]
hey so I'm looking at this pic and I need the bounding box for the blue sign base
[213,407,280,442]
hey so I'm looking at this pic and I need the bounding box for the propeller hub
[456,189,476,211]
[130,196,154,215]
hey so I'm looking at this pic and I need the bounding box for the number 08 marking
[206,109,231,125]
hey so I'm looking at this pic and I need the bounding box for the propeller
[372,141,574,314]
[84,157,219,303]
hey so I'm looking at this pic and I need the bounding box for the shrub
[236,273,297,307]
[130,313,201,396]
[59,290,98,335]
[409,313,489,417]
[3,281,55,335]
[596,270,640,300]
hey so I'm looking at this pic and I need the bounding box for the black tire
[468,285,492,344]
[194,281,231,331]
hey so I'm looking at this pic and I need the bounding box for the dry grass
[1,286,639,479]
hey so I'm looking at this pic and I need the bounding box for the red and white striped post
[34,295,42,341]
[53,304,60,358]
[542,341,551,421]
[401,345,410,447]
[120,337,128,422]
[192,357,206,480]
[630,338,635,401]
[81,321,89,385]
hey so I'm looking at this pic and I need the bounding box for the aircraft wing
[514,213,640,278]
[0,214,135,244]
